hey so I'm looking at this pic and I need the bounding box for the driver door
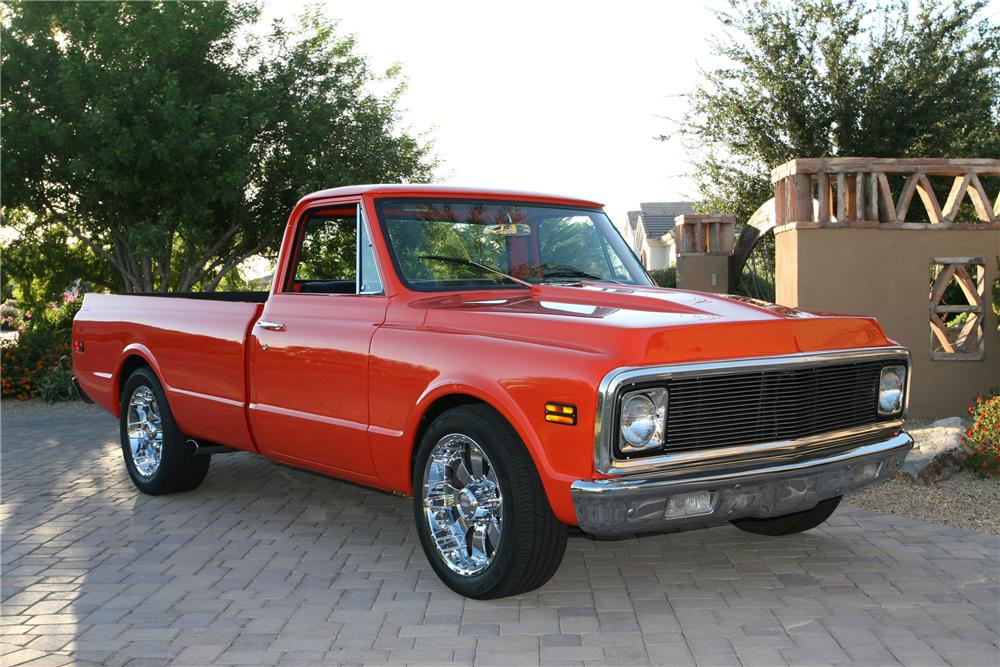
[247,201,386,475]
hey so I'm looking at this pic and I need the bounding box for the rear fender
[113,344,166,418]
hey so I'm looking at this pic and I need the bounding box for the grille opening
[614,360,895,460]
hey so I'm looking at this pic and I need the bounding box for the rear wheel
[413,404,567,599]
[119,367,209,495]
[730,496,841,536]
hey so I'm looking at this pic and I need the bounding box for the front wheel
[730,496,842,536]
[413,404,567,599]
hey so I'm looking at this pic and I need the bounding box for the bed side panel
[72,293,262,451]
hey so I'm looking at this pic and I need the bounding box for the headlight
[619,388,666,452]
[878,365,906,416]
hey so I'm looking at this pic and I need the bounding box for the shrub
[36,286,82,333]
[36,363,77,402]
[0,300,23,331]
[648,266,677,288]
[0,286,83,401]
[1,328,72,400]
[962,390,1000,477]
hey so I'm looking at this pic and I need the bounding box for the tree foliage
[677,0,1000,225]
[1,1,435,292]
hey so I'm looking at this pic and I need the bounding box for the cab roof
[301,184,604,209]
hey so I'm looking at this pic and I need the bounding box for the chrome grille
[649,361,885,454]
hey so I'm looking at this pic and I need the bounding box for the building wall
[776,226,1000,418]
[645,241,671,271]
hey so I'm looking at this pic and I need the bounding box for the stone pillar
[675,215,737,294]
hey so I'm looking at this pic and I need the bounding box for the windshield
[375,199,651,291]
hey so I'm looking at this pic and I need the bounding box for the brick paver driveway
[2,405,998,666]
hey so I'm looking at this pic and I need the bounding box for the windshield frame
[373,197,653,293]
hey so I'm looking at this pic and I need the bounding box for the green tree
[1,1,434,293]
[1,210,118,312]
[676,0,1000,226]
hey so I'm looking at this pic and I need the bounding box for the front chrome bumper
[570,430,912,537]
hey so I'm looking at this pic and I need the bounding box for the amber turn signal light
[544,402,577,425]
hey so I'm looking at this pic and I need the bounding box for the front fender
[399,374,593,525]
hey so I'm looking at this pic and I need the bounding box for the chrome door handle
[256,320,286,331]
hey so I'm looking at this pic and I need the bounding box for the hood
[413,282,893,366]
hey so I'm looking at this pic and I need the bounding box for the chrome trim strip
[71,376,94,404]
[593,346,911,476]
[357,202,385,295]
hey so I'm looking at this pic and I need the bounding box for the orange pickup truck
[73,185,912,598]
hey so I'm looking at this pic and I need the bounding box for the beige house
[622,202,695,270]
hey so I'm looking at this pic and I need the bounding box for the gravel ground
[5,399,997,536]
[841,415,1000,537]
[846,472,1000,536]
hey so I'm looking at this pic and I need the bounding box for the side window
[289,211,357,294]
[286,206,384,295]
[358,211,383,294]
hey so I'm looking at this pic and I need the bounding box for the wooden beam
[932,256,987,264]
[953,265,983,306]
[954,312,982,350]
[894,173,919,222]
[817,171,831,224]
[930,313,956,353]
[836,173,848,222]
[931,351,985,361]
[876,173,896,222]
[855,172,865,221]
[967,173,995,222]
[771,157,1000,181]
[942,173,973,223]
[929,263,957,303]
[932,304,983,313]
[795,173,813,223]
[867,173,879,220]
[915,174,943,223]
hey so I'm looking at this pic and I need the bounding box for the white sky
[265,0,1000,227]
[264,1,727,227]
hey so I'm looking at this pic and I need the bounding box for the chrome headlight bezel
[877,364,906,416]
[618,387,667,454]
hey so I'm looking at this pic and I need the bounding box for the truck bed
[72,293,265,452]
[125,291,269,302]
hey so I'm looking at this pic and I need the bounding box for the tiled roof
[626,210,641,230]
[638,201,696,238]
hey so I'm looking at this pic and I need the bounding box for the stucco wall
[776,226,1000,418]
[677,255,729,293]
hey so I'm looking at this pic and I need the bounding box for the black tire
[412,404,568,599]
[730,496,842,536]
[119,367,209,495]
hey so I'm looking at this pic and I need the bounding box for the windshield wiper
[420,255,532,288]
[539,264,623,284]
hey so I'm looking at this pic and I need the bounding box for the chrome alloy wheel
[422,433,504,576]
[127,386,163,478]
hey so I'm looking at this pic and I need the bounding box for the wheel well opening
[118,355,151,398]
[410,394,485,472]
